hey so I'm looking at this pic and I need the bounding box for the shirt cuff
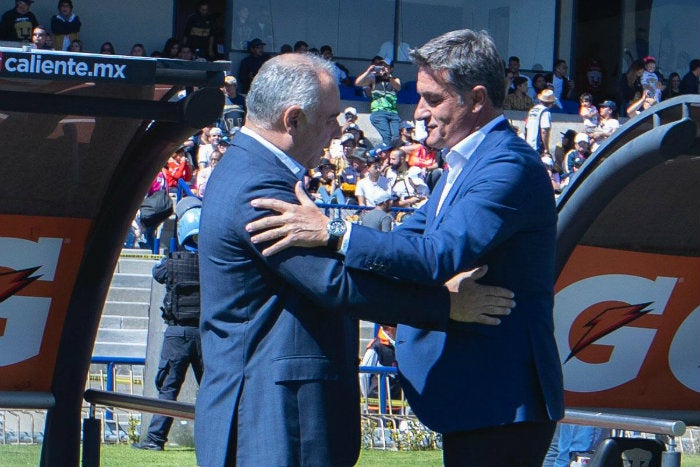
[338,221,352,256]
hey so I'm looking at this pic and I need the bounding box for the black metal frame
[0,48,228,467]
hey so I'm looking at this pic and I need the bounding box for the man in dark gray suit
[195,53,514,467]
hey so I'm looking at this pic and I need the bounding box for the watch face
[328,219,346,237]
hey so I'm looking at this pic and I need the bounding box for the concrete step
[99,315,148,330]
[359,320,378,357]
[121,248,154,256]
[96,328,147,345]
[102,301,150,318]
[107,287,151,303]
[92,342,147,360]
[116,258,159,275]
[360,320,377,339]
[110,273,152,288]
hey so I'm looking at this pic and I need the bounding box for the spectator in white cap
[359,190,394,232]
[540,153,561,194]
[391,163,429,208]
[564,133,590,175]
[342,107,358,131]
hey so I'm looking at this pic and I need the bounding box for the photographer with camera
[355,56,402,145]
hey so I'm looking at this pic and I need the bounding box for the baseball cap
[349,148,367,161]
[406,166,427,186]
[400,121,416,130]
[224,75,237,86]
[372,191,393,205]
[344,107,357,116]
[344,123,360,132]
[374,143,391,153]
[574,133,590,144]
[318,158,335,170]
[340,133,355,145]
[560,129,577,141]
[643,55,656,64]
[248,38,266,48]
[599,100,617,111]
[209,127,223,136]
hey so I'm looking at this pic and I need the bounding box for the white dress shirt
[340,114,507,254]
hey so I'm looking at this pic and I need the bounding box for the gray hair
[245,54,337,130]
[410,29,505,108]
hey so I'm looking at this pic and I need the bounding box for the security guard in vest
[133,196,203,451]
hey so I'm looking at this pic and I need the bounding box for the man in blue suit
[247,29,564,467]
[195,52,515,467]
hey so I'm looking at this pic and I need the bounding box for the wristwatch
[326,218,347,250]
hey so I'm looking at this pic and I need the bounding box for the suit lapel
[430,121,510,227]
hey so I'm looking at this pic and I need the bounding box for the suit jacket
[344,119,565,433]
[195,131,451,467]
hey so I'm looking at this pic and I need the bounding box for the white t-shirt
[598,118,620,138]
[355,176,390,206]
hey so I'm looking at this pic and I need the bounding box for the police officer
[133,196,203,451]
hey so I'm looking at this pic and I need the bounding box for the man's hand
[246,181,330,256]
[446,266,515,325]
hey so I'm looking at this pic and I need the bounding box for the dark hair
[508,56,520,63]
[57,0,73,8]
[279,43,292,54]
[100,41,115,53]
[554,59,566,69]
[561,129,577,151]
[690,59,700,72]
[513,76,528,87]
[320,45,332,54]
[411,29,506,108]
[163,37,180,57]
[293,41,308,52]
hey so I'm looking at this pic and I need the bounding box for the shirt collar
[444,114,506,169]
[239,126,306,180]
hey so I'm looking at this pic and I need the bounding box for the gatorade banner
[555,245,700,410]
[0,215,91,391]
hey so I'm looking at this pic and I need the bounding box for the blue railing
[89,356,400,415]
[359,365,401,414]
[90,356,145,420]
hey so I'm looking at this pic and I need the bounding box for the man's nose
[414,99,429,122]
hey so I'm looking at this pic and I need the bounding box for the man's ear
[471,85,488,113]
[282,105,304,133]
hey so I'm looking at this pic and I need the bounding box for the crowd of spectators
[0,0,226,62]
[15,1,691,457]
